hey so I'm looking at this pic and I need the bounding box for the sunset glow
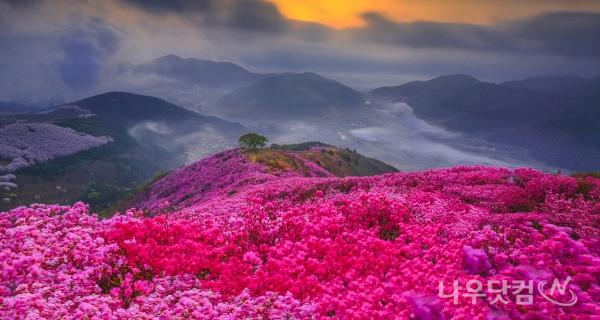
[268,0,600,28]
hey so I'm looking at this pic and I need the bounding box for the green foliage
[100,170,173,219]
[78,183,126,212]
[150,170,173,183]
[270,143,291,151]
[8,113,183,214]
[287,141,334,151]
[238,133,268,149]
[133,171,173,194]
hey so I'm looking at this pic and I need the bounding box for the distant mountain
[133,54,263,87]
[369,74,600,171]
[370,75,586,127]
[210,72,365,120]
[371,74,480,101]
[1,92,245,213]
[52,92,242,131]
[500,75,600,98]
[0,101,45,114]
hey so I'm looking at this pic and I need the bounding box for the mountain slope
[370,75,586,129]
[106,144,398,215]
[4,144,600,318]
[501,74,600,97]
[369,74,600,171]
[210,72,364,120]
[370,74,480,101]
[133,54,263,87]
[1,92,245,213]
[0,101,45,114]
[53,92,242,130]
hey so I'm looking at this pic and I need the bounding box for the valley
[2,60,598,215]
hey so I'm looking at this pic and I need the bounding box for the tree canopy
[238,133,268,149]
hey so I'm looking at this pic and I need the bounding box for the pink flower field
[1,149,599,319]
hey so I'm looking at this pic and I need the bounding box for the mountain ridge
[134,54,263,87]
[210,72,365,120]
[500,74,600,98]
[1,91,246,213]
[369,74,600,171]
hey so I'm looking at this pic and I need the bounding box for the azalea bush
[1,149,599,319]
[0,123,113,172]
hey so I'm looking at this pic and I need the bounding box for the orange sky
[268,0,600,28]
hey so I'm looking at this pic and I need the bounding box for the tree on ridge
[238,133,268,149]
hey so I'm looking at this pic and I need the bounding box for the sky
[0,0,599,102]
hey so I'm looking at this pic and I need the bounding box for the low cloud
[120,0,290,35]
[349,127,384,142]
[229,0,289,34]
[58,17,122,91]
[352,11,600,59]
[127,121,238,162]
[119,0,214,15]
[0,0,598,110]
[240,103,525,171]
[345,103,511,169]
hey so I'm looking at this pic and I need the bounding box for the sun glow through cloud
[267,0,600,28]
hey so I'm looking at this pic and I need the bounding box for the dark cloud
[229,0,289,34]
[357,13,478,50]
[0,0,42,8]
[505,12,600,58]
[290,21,336,42]
[353,11,600,59]
[58,18,121,91]
[237,41,600,89]
[119,0,214,15]
[119,0,288,34]
[1,0,598,101]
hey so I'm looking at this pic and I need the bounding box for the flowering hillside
[1,148,599,319]
[109,147,396,216]
[0,123,113,172]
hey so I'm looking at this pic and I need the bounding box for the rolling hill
[105,142,399,215]
[210,72,365,120]
[0,92,245,213]
[48,91,243,130]
[4,146,599,318]
[133,54,263,88]
[500,74,600,98]
[0,101,45,114]
[370,74,480,102]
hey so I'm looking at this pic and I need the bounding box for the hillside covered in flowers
[0,123,114,173]
[1,147,599,319]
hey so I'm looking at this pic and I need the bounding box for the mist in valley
[1,0,598,183]
[123,96,542,173]
[205,102,538,172]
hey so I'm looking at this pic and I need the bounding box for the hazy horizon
[1,0,599,103]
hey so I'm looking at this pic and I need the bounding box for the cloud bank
[58,18,122,91]
[0,0,598,102]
